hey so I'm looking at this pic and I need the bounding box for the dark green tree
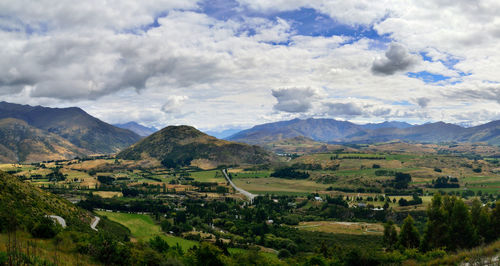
[383,220,398,250]
[398,215,420,249]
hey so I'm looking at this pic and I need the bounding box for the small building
[314,196,323,202]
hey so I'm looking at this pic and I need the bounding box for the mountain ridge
[228,118,500,146]
[0,101,141,155]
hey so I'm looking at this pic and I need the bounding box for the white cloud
[1,0,500,130]
[272,87,320,113]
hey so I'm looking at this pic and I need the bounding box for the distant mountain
[0,102,141,155]
[0,118,87,163]
[346,122,464,143]
[117,125,274,168]
[227,118,500,146]
[114,122,158,137]
[227,118,364,144]
[204,128,244,139]
[360,121,414,130]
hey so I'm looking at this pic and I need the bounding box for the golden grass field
[295,221,386,235]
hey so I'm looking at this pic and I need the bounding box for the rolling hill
[117,125,275,167]
[0,101,141,155]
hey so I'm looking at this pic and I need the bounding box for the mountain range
[114,121,158,136]
[117,125,274,169]
[228,118,500,146]
[0,102,141,163]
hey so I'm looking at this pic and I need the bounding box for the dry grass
[233,177,329,194]
[296,221,386,235]
[92,191,123,198]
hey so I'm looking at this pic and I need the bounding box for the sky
[2,0,500,132]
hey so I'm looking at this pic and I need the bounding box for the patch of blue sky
[123,11,170,35]
[199,0,392,44]
[407,71,452,84]
[0,15,48,35]
[392,100,412,106]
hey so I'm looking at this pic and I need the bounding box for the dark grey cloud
[324,102,363,117]
[371,43,419,75]
[445,86,500,104]
[0,34,226,100]
[372,108,392,116]
[271,87,318,113]
[416,97,431,108]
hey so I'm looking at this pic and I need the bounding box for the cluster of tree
[431,176,459,188]
[77,194,172,213]
[46,167,67,182]
[290,163,323,170]
[97,175,114,185]
[385,172,412,189]
[384,194,500,252]
[327,186,382,193]
[270,167,310,179]
[398,194,423,206]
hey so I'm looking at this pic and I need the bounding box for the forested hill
[117,125,275,168]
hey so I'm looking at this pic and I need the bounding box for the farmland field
[233,177,329,194]
[295,221,386,235]
[96,211,198,250]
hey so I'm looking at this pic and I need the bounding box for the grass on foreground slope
[0,171,92,229]
[427,239,500,265]
[95,211,197,250]
[0,231,98,266]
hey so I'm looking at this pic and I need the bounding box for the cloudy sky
[2,0,500,131]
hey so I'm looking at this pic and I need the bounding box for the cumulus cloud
[271,87,319,113]
[161,95,188,113]
[371,43,419,75]
[2,0,500,128]
[416,97,431,108]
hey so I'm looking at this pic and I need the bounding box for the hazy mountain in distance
[0,101,141,154]
[204,128,245,139]
[114,122,158,137]
[345,121,464,143]
[360,121,414,130]
[227,118,364,144]
[227,117,500,146]
[117,125,275,168]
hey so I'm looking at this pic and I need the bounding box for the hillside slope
[117,125,274,167]
[0,170,91,229]
[0,118,87,163]
[0,101,141,154]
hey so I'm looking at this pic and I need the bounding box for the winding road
[222,169,257,202]
[47,215,67,228]
[91,216,100,231]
